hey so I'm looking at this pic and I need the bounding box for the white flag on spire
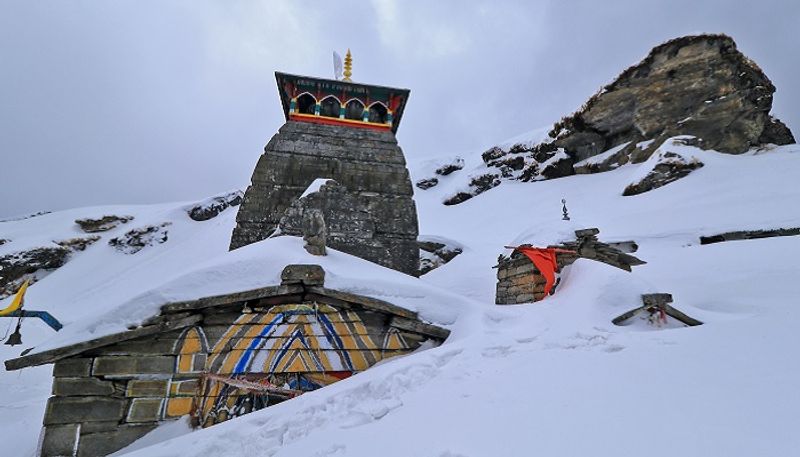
[333,51,343,80]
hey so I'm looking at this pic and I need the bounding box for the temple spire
[342,49,353,82]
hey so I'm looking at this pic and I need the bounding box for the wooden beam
[5,315,202,371]
[389,316,450,340]
[663,304,703,327]
[159,285,304,314]
[304,286,417,319]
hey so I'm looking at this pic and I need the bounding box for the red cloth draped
[514,247,572,298]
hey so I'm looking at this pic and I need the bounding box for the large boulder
[550,34,793,160]
[443,34,794,205]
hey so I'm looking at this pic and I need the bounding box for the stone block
[126,398,164,423]
[54,358,93,377]
[642,293,673,307]
[127,380,168,398]
[280,264,325,286]
[92,356,175,377]
[170,379,199,396]
[45,396,126,425]
[41,424,80,457]
[90,338,179,356]
[53,377,115,397]
[79,421,120,434]
[77,424,156,457]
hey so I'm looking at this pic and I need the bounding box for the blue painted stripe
[269,329,325,373]
[233,313,283,374]
[317,313,354,371]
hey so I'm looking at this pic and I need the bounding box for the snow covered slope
[2,138,799,456]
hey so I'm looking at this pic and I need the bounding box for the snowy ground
[1,138,799,456]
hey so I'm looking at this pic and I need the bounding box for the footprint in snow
[312,444,347,456]
[482,346,513,358]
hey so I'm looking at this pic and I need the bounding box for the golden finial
[342,49,353,82]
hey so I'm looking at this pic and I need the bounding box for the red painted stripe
[289,114,390,131]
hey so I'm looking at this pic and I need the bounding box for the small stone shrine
[495,228,645,304]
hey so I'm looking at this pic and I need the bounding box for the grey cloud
[1,0,797,217]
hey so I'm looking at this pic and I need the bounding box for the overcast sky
[1,0,797,218]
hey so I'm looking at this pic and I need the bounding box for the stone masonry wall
[230,121,419,276]
[40,329,196,457]
[495,251,578,305]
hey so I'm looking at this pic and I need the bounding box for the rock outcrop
[186,190,243,222]
[623,148,704,196]
[108,223,171,254]
[445,34,794,205]
[75,215,134,233]
[418,238,463,275]
[231,121,419,276]
[549,34,793,160]
[0,246,70,299]
[414,157,465,191]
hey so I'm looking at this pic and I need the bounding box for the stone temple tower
[230,70,419,276]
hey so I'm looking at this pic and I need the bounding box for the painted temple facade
[6,266,448,456]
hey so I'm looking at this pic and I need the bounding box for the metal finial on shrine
[342,49,353,82]
[561,198,570,221]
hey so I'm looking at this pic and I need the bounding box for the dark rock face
[434,157,465,176]
[231,122,419,275]
[758,116,796,146]
[108,223,171,254]
[56,236,101,252]
[418,239,463,275]
[623,151,704,196]
[187,190,243,222]
[277,180,419,274]
[75,215,134,233]
[550,34,793,159]
[415,157,465,192]
[443,173,501,206]
[0,246,70,298]
[415,177,439,190]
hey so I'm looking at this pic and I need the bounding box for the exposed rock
[231,121,419,276]
[187,190,243,222]
[623,149,704,196]
[446,34,794,206]
[108,223,171,254]
[443,173,501,206]
[699,227,800,245]
[56,236,101,252]
[442,191,473,206]
[0,246,70,299]
[549,34,793,160]
[0,239,9,246]
[418,238,463,275]
[0,211,51,223]
[415,177,439,190]
[758,116,796,146]
[75,215,134,233]
[539,152,575,180]
[277,180,418,274]
[435,157,465,176]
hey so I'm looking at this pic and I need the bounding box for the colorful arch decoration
[277,71,409,133]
